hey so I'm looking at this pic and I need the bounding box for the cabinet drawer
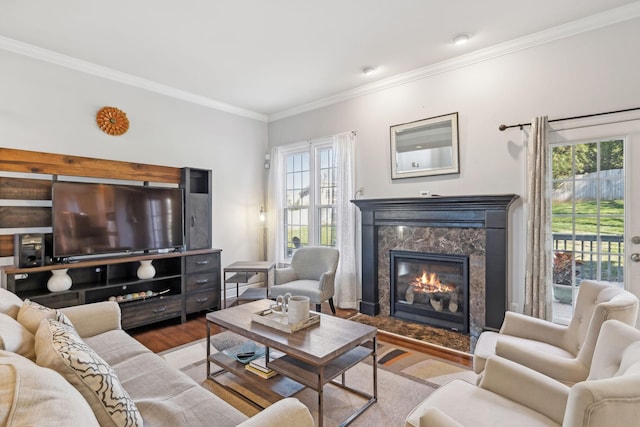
[31,292,80,309]
[186,272,218,293]
[186,252,219,274]
[186,290,219,313]
[120,296,183,329]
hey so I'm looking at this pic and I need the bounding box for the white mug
[287,295,310,324]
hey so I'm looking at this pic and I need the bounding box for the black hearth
[391,250,469,332]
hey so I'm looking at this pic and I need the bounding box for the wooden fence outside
[552,169,623,201]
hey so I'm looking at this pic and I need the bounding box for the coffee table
[206,299,378,427]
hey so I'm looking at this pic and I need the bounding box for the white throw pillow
[0,288,23,319]
[0,350,99,426]
[35,319,143,427]
[0,313,36,360]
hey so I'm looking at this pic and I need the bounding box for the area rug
[160,335,476,426]
[350,313,472,353]
[369,341,476,387]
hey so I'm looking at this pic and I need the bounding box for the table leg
[223,273,228,309]
[268,267,273,298]
[334,339,378,426]
[318,367,325,427]
[206,321,211,378]
[373,336,378,400]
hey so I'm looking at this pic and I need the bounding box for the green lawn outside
[287,226,335,248]
[552,199,624,283]
[552,200,624,235]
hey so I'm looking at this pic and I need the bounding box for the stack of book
[244,350,284,379]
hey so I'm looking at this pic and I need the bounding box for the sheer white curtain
[334,132,357,309]
[267,146,286,267]
[523,116,552,319]
[266,134,357,308]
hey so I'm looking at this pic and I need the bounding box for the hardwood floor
[129,305,472,367]
[129,313,212,353]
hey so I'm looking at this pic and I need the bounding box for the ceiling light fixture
[361,66,377,76]
[452,33,471,45]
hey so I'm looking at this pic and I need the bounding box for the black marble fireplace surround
[352,195,519,340]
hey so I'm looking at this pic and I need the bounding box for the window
[282,141,336,259]
[550,138,624,323]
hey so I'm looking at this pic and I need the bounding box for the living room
[1,2,639,301]
[2,2,640,426]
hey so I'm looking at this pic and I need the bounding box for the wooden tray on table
[251,308,320,333]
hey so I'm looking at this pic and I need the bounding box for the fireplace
[352,195,519,345]
[391,251,469,332]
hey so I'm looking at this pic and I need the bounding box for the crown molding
[268,2,640,122]
[0,36,268,122]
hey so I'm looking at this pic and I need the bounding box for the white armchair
[473,279,639,384]
[270,247,340,314]
[406,319,640,427]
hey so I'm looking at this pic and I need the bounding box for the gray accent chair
[473,279,639,385]
[270,247,340,314]
[406,319,640,427]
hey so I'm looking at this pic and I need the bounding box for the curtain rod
[498,106,640,131]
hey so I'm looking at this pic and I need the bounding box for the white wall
[0,49,268,270]
[267,19,640,311]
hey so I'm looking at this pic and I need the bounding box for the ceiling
[1,1,638,121]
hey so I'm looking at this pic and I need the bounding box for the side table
[223,261,275,308]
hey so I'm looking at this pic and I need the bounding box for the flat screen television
[52,181,184,259]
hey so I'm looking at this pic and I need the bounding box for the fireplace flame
[411,270,455,293]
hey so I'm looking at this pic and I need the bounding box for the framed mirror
[390,112,459,179]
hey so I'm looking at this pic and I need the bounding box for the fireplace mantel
[352,194,519,331]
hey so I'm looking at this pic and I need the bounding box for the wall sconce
[259,206,266,223]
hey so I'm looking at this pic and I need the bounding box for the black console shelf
[1,248,221,329]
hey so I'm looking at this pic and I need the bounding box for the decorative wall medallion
[96,106,129,136]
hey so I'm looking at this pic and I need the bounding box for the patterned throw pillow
[35,320,143,427]
[16,299,74,335]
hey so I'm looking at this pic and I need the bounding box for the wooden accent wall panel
[0,207,51,228]
[0,177,51,257]
[0,235,12,258]
[0,177,52,200]
[0,147,183,259]
[0,148,181,184]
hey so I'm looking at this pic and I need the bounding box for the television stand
[1,248,221,329]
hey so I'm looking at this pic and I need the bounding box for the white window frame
[279,138,336,261]
[548,136,625,323]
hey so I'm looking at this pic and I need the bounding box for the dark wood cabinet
[181,168,212,250]
[121,295,184,329]
[184,251,220,315]
[1,249,221,329]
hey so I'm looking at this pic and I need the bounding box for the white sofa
[406,319,640,427]
[473,279,639,384]
[0,288,313,427]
